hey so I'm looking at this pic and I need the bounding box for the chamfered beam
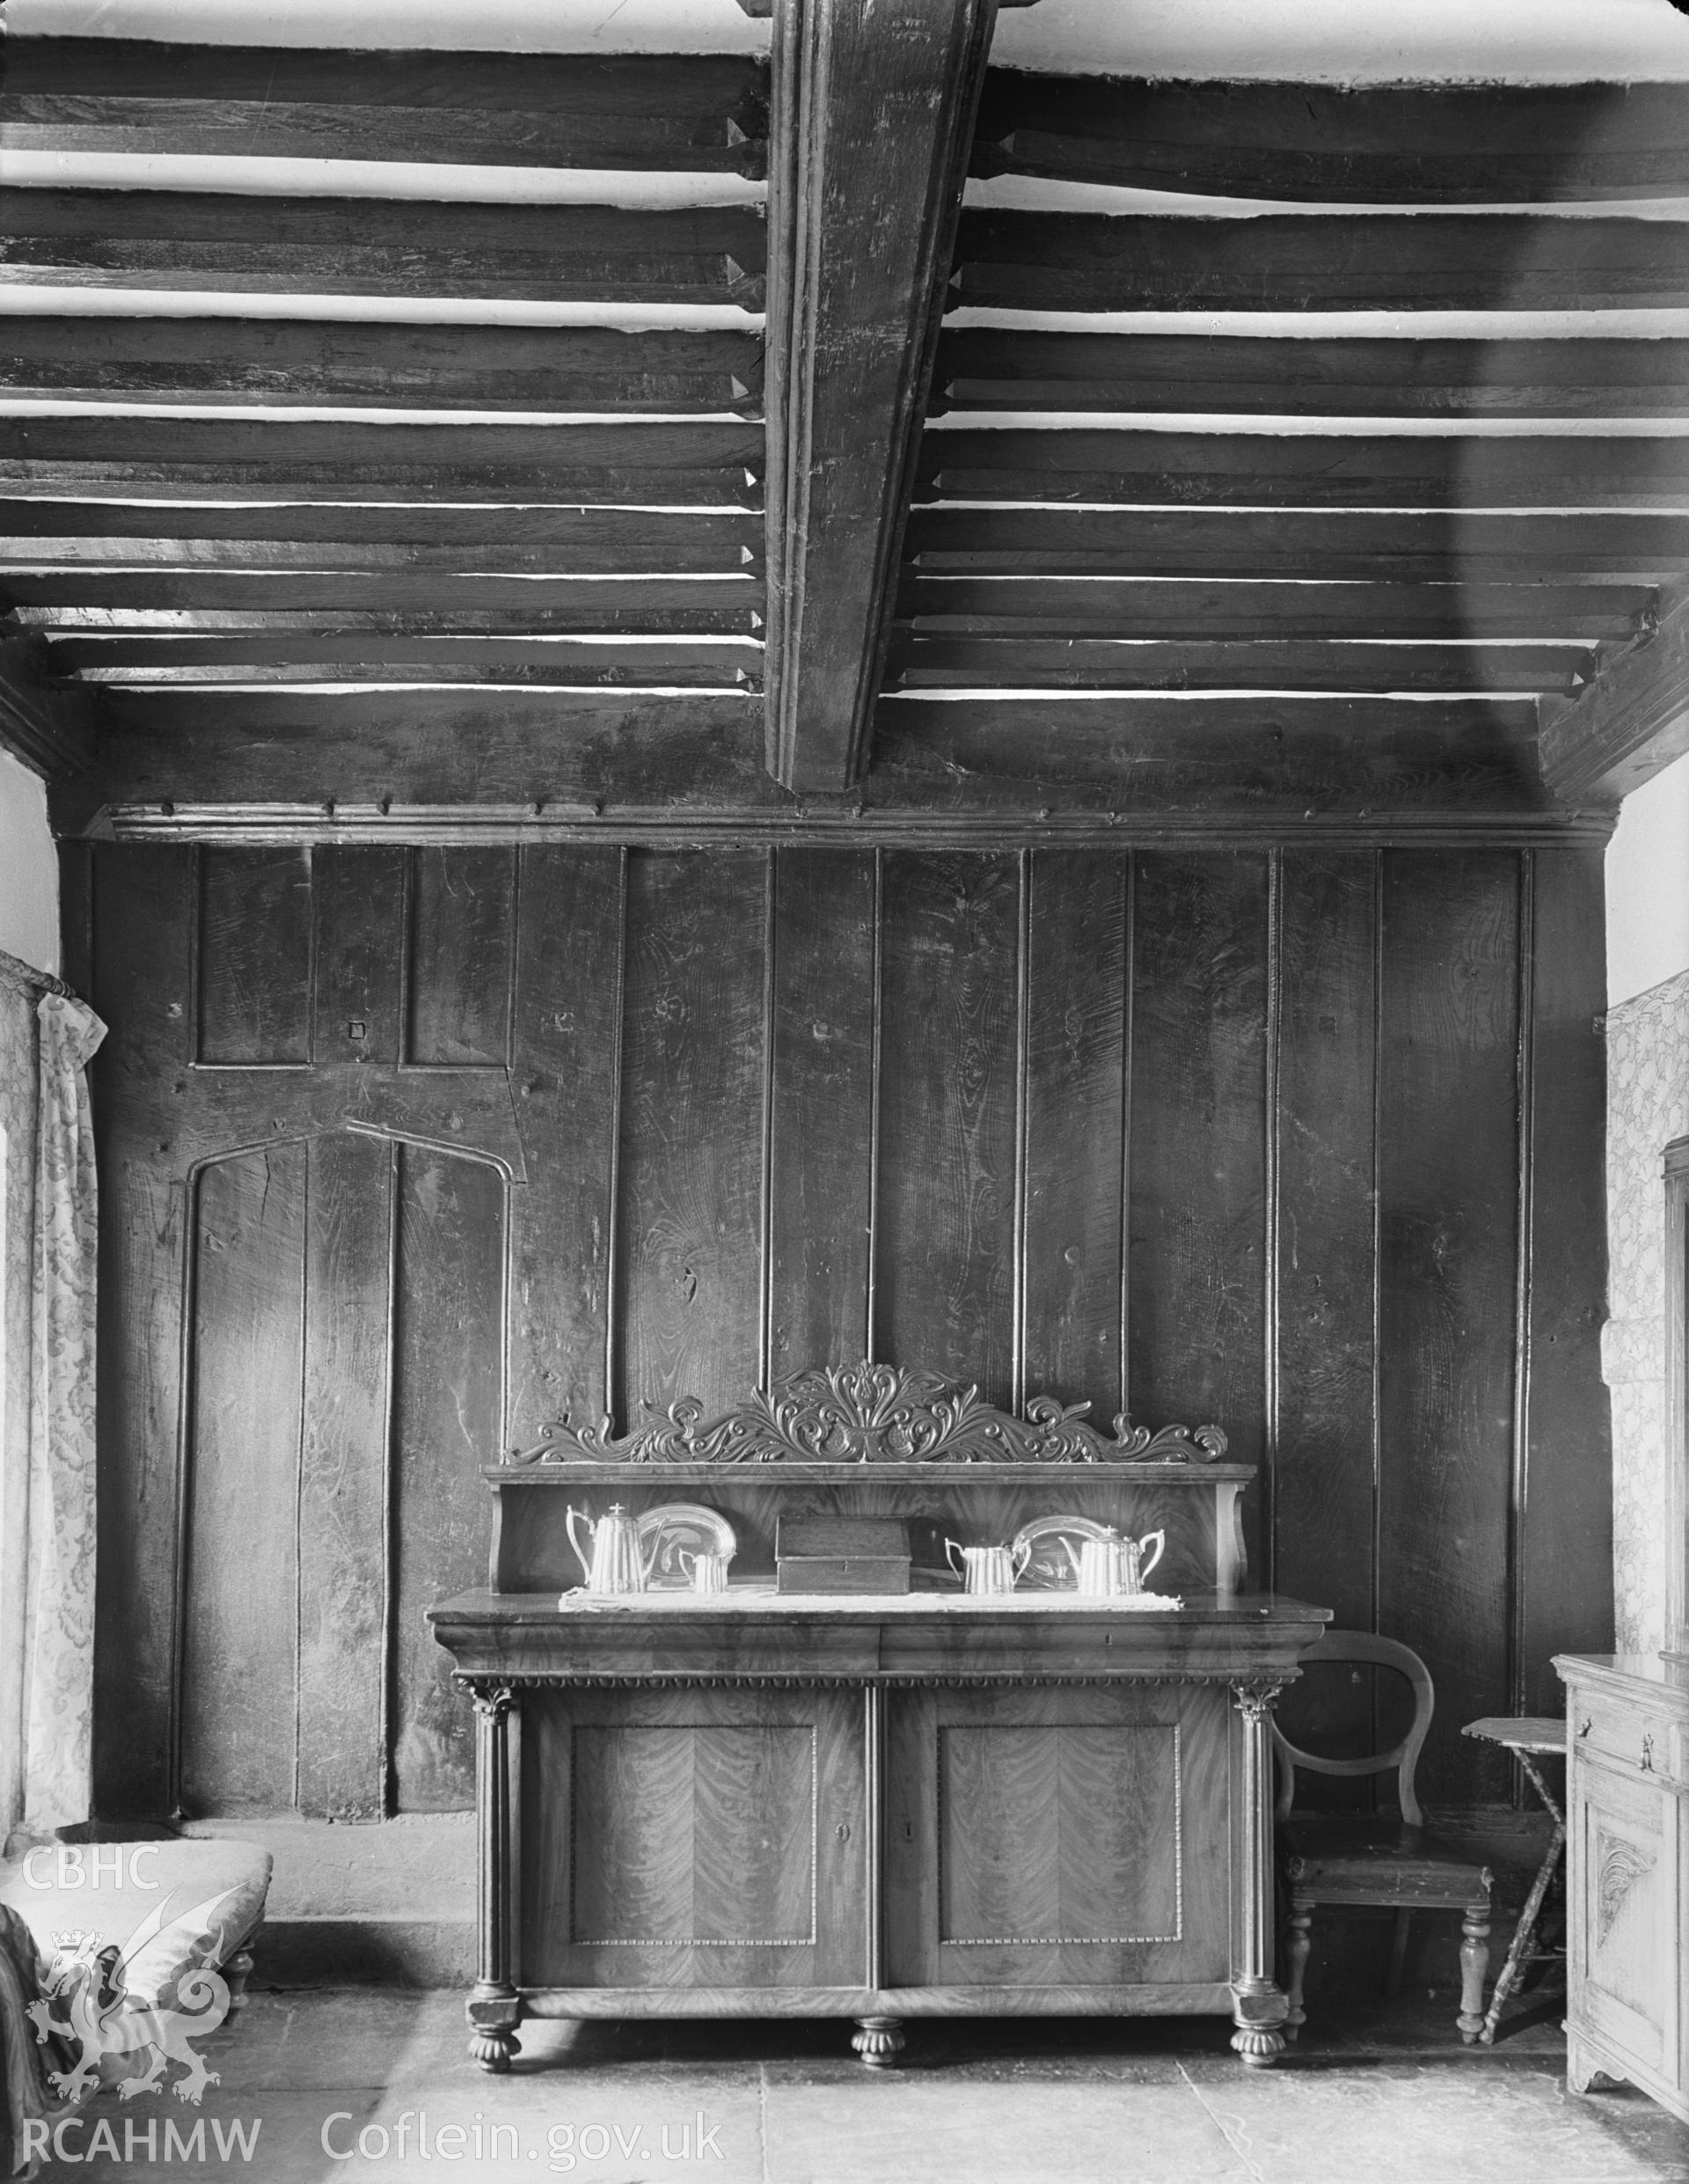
[763,0,1012,792]
[1539,575,1689,803]
[0,630,97,780]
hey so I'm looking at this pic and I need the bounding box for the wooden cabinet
[432,1595,1326,2070]
[429,1363,1330,2070]
[1556,1653,1689,2122]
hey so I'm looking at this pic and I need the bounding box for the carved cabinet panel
[517,1686,867,1991]
[1558,1654,1689,2124]
[884,1683,1231,1991]
[1571,1762,1680,2086]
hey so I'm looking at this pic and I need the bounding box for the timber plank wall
[61,841,1610,1819]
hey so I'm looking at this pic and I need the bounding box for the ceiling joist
[0,40,770,174]
[970,75,1689,203]
[1,191,766,305]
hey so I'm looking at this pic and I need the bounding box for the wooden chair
[1275,1631,1492,2044]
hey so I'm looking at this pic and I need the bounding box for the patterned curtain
[21,992,106,1829]
[0,977,37,1837]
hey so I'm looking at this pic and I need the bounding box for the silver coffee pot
[566,1504,653,1594]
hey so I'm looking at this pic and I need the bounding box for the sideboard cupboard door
[518,1687,866,1991]
[1569,1753,1684,2096]
[883,1683,1232,1995]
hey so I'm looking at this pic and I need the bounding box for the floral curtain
[21,992,106,1831]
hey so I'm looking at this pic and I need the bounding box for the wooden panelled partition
[62,839,1610,1820]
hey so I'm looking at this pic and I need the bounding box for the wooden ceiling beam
[0,501,763,550]
[933,331,1689,421]
[0,629,97,780]
[888,637,1590,695]
[915,430,1689,511]
[873,694,1546,812]
[11,595,763,635]
[904,508,1689,582]
[1539,572,1689,802]
[0,318,764,415]
[41,634,760,684]
[0,417,761,499]
[899,576,1650,641]
[2,192,765,305]
[970,75,1689,203]
[49,687,1564,839]
[763,0,1005,792]
[0,571,763,613]
[956,210,1689,312]
[1,40,769,174]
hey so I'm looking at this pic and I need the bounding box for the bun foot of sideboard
[1230,1976,1289,2069]
[469,2028,522,2074]
[467,1982,523,2074]
[1230,2025,1286,2069]
[852,2016,906,2069]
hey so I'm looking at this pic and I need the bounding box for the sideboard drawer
[1573,1695,1684,1787]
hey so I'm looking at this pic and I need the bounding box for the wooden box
[776,1514,910,1594]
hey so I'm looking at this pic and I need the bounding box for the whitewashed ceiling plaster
[10,0,1689,77]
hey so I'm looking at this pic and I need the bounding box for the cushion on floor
[0,1837,270,2007]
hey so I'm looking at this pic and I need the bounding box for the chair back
[1272,1630,1434,1827]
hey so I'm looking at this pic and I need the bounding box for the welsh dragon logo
[25,1886,243,2107]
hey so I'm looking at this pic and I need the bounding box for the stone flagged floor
[26,1986,1689,2184]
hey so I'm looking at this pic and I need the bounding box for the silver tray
[638,1503,738,1589]
[1011,1513,1115,1591]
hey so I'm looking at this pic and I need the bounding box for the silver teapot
[1065,1527,1166,1598]
[566,1504,653,1595]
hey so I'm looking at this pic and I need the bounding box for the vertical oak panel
[311,846,406,1068]
[1519,848,1612,1713]
[196,846,312,1066]
[768,848,879,1379]
[391,1143,505,1810]
[508,846,626,1446]
[1273,854,1379,1794]
[180,1145,306,1814]
[1129,854,1269,1503]
[405,846,516,1066]
[876,853,1020,1402]
[91,845,194,1817]
[1022,849,1128,1411]
[296,1130,394,1820]
[1378,850,1521,1809]
[617,851,766,1419]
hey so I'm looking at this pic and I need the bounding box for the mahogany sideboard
[428,1364,1332,2070]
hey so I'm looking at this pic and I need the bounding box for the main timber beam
[1539,575,1689,803]
[763,0,1020,792]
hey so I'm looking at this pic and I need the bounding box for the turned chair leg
[1283,1892,1312,2041]
[1458,1895,1491,2045]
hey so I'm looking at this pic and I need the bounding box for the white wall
[0,755,57,979]
[1607,749,1689,1009]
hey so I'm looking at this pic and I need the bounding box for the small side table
[1460,1716,1567,2045]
